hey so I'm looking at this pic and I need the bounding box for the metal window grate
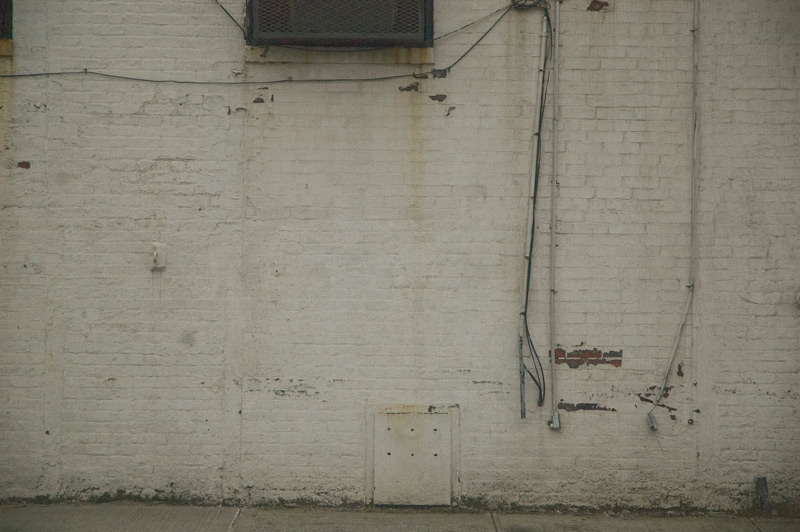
[0,0,11,40]
[249,0,433,48]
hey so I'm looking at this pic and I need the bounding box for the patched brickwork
[555,348,622,368]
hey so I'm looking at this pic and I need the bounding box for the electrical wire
[275,6,513,54]
[647,0,699,424]
[446,6,513,71]
[436,5,515,42]
[213,0,246,37]
[217,3,518,54]
[0,68,419,85]
[272,4,539,52]
[520,9,553,408]
[0,5,517,86]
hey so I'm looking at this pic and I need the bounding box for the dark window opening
[0,0,11,40]
[247,0,433,48]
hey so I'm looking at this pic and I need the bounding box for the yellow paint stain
[382,47,434,65]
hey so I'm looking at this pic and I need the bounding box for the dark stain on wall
[558,402,617,412]
[555,348,622,368]
[587,1,610,11]
[636,394,677,412]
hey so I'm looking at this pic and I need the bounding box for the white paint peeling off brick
[0,0,798,512]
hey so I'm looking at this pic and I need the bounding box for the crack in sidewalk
[490,511,499,532]
[226,508,242,532]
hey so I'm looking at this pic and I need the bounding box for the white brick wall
[0,0,797,512]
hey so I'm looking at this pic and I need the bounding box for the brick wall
[0,0,797,511]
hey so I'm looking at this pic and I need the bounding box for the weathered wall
[0,0,797,511]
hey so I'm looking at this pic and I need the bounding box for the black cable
[275,4,514,53]
[521,9,552,407]
[0,3,517,86]
[236,4,517,54]
[0,69,418,85]
[436,5,512,42]
[213,0,246,37]
[446,6,513,71]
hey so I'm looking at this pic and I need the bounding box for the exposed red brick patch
[555,348,623,368]
[570,349,602,359]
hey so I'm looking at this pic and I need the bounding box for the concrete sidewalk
[0,503,797,532]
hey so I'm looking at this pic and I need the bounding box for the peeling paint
[587,1,610,11]
[399,82,420,92]
[429,94,447,102]
[636,394,677,412]
[558,402,617,412]
[555,348,622,368]
[647,385,672,399]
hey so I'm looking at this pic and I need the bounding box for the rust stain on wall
[555,348,622,368]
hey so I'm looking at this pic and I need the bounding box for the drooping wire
[278,4,513,53]
[0,5,516,86]
[436,5,514,42]
[216,2,516,54]
[446,6,514,71]
[521,9,553,408]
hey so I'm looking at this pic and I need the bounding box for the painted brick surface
[0,0,797,512]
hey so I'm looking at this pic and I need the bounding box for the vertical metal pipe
[690,0,700,286]
[547,0,561,430]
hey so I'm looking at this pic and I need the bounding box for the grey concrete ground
[0,503,798,532]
